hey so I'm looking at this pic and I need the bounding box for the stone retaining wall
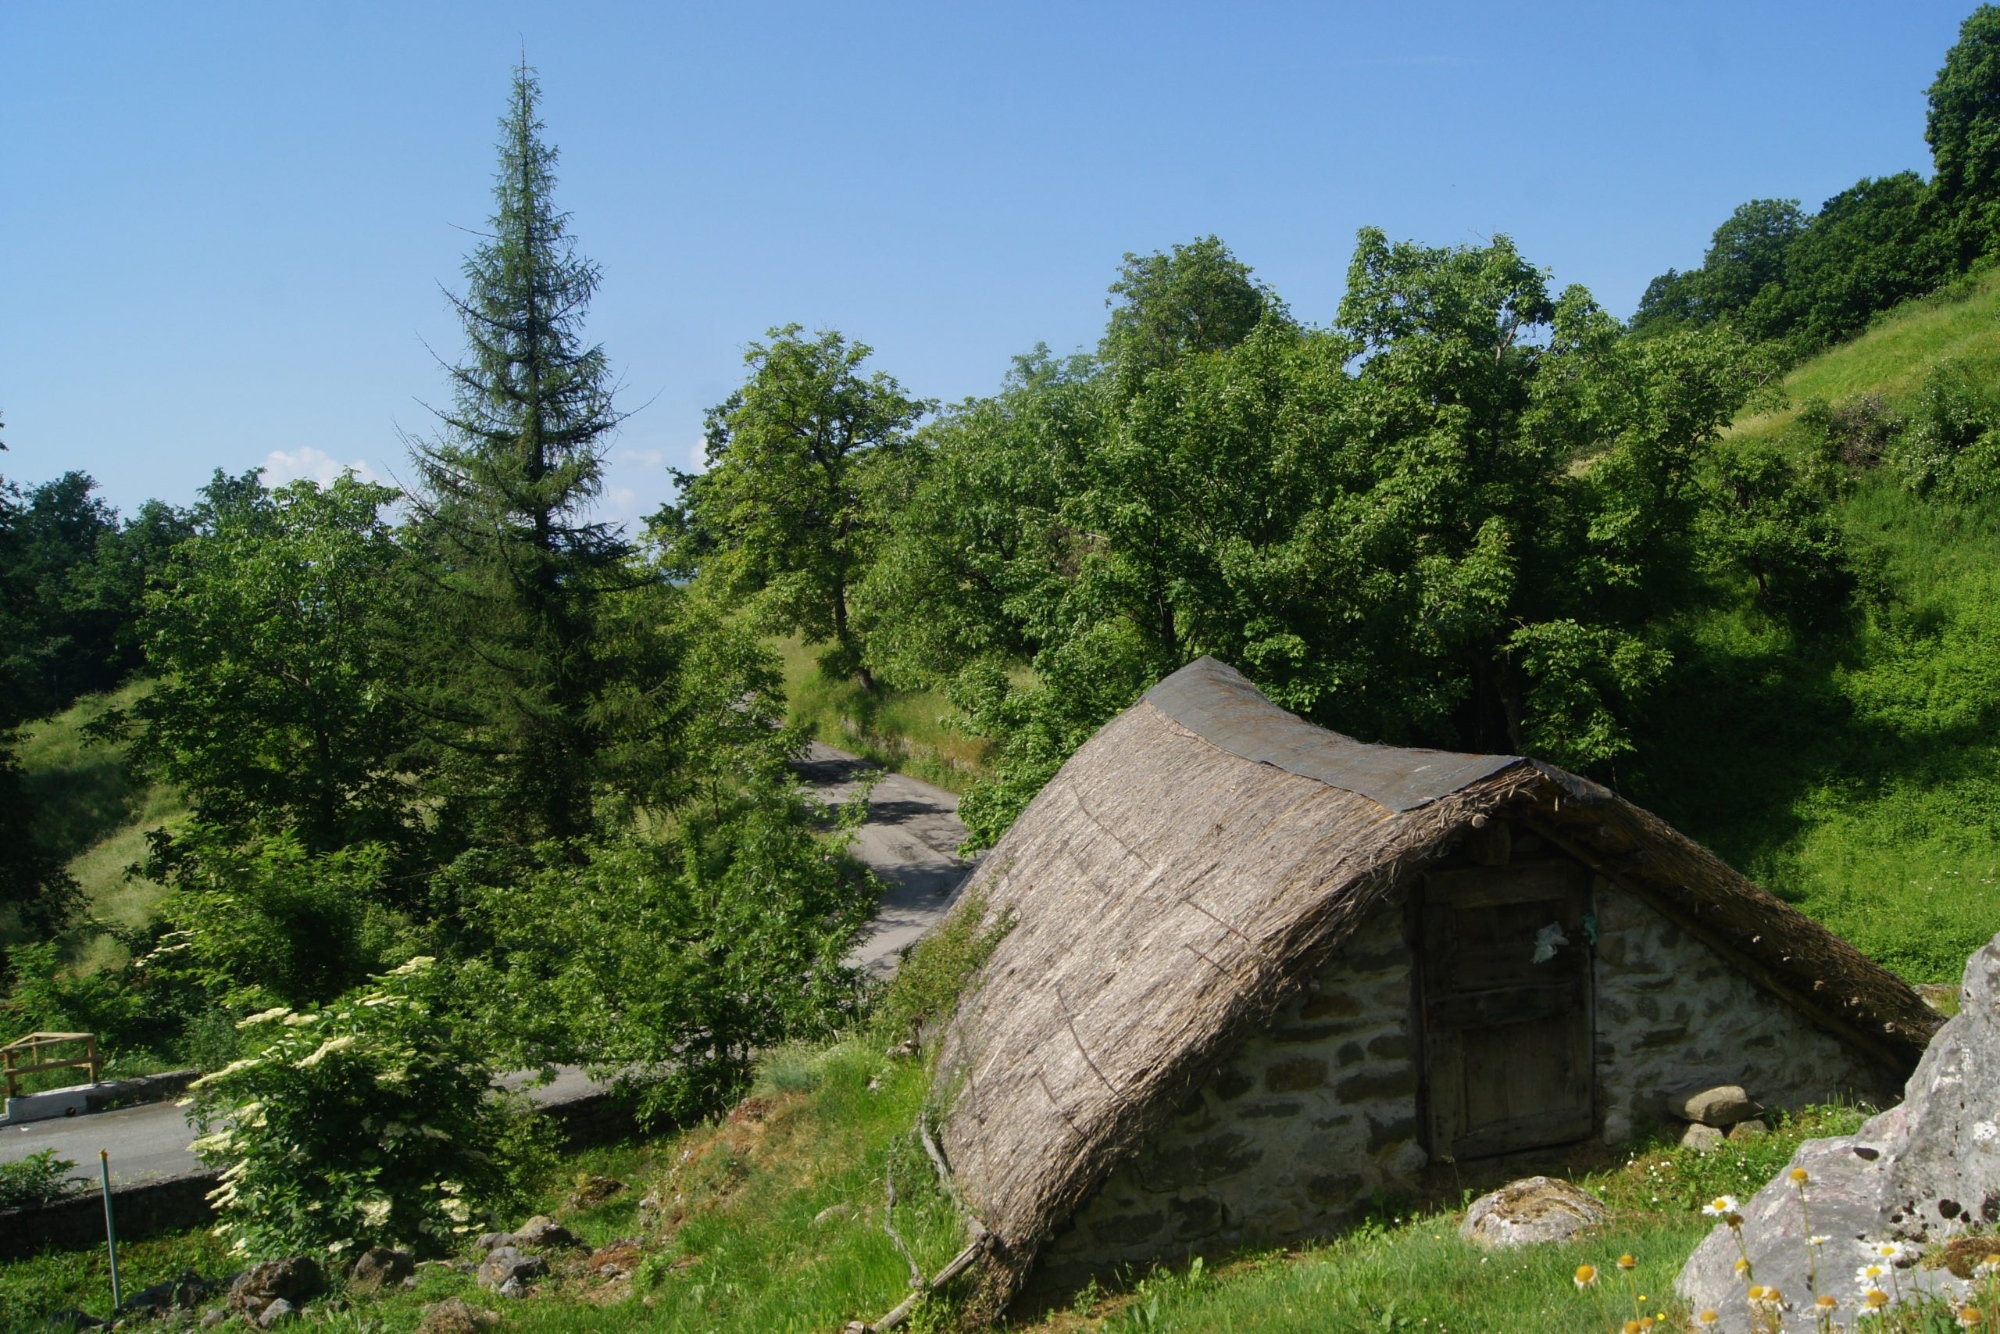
[1034,903,1421,1293]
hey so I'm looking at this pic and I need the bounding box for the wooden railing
[1,1031,100,1100]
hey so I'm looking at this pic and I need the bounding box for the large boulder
[1459,1176,1609,1249]
[1678,932,2000,1330]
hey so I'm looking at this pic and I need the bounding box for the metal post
[99,1150,121,1313]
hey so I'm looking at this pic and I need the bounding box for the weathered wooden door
[1420,858,1594,1160]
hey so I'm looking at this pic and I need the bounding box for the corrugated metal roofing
[1141,656,1523,812]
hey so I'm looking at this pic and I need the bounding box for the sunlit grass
[15,682,185,958]
[1730,264,2000,445]
[774,635,990,792]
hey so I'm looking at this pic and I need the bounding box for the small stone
[255,1299,295,1329]
[476,1245,546,1293]
[1459,1176,1610,1249]
[472,1232,512,1255]
[199,1312,227,1331]
[566,1174,626,1209]
[510,1215,577,1249]
[349,1246,416,1291]
[812,1203,850,1225]
[1681,1123,1727,1154]
[1670,1084,1763,1128]
[1728,1118,1770,1141]
[416,1297,501,1334]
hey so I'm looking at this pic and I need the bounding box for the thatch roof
[929,657,1939,1307]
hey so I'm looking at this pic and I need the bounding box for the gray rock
[476,1245,545,1293]
[1671,1084,1763,1128]
[1459,1176,1609,1249]
[510,1214,577,1249]
[1682,1123,1726,1154]
[349,1246,415,1291]
[1677,930,2000,1331]
[199,1311,227,1331]
[255,1298,295,1328]
[472,1232,513,1255]
[227,1258,321,1318]
[1728,1117,1769,1141]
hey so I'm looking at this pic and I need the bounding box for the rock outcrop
[1678,932,2000,1331]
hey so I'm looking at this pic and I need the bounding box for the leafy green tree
[1929,4,2000,263]
[871,232,1768,846]
[1099,235,1284,398]
[659,326,927,686]
[1702,437,1855,631]
[407,64,634,844]
[127,475,413,854]
[455,786,877,1125]
[1631,200,1807,336]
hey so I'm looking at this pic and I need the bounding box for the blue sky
[0,2,1972,525]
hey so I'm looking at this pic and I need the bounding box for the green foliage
[1100,234,1285,399]
[189,956,544,1260]
[1888,360,2000,499]
[660,325,929,684]
[865,232,1777,847]
[1929,4,2000,263]
[0,740,80,955]
[123,474,412,854]
[145,830,414,1011]
[2,939,160,1059]
[405,63,634,846]
[0,1150,84,1210]
[459,787,878,1127]
[869,891,1011,1048]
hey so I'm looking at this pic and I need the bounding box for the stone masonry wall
[1034,901,1422,1292]
[1030,868,1892,1293]
[1591,878,1893,1140]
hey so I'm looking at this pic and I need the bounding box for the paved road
[807,741,975,977]
[1,744,972,1190]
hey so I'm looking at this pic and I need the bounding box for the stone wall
[1590,877,1894,1140]
[1034,901,1422,1293]
[1030,866,1893,1294]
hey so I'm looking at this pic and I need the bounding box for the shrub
[144,830,417,1011]
[870,890,1012,1049]
[1889,361,2000,499]
[188,956,544,1260]
[0,1150,84,1210]
[461,782,879,1128]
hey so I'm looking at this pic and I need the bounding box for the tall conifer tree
[410,64,627,846]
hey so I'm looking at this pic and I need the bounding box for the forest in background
[6,0,2000,1268]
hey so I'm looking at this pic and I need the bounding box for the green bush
[0,1150,84,1210]
[459,783,880,1128]
[189,956,545,1261]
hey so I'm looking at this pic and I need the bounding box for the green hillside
[15,683,184,970]
[1629,272,2000,983]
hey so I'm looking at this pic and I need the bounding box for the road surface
[1,744,971,1192]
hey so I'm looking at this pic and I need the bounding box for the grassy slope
[16,683,184,968]
[1630,274,2000,983]
[0,1063,1862,1334]
[774,635,990,793]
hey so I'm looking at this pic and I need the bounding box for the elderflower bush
[189,956,546,1260]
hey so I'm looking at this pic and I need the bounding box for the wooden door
[1420,859,1594,1160]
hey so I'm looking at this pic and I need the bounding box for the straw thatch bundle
[927,657,1938,1312]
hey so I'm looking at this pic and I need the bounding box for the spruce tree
[410,64,628,846]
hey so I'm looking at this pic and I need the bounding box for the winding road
[0,743,972,1193]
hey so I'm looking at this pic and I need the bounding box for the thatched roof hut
[928,657,1938,1309]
